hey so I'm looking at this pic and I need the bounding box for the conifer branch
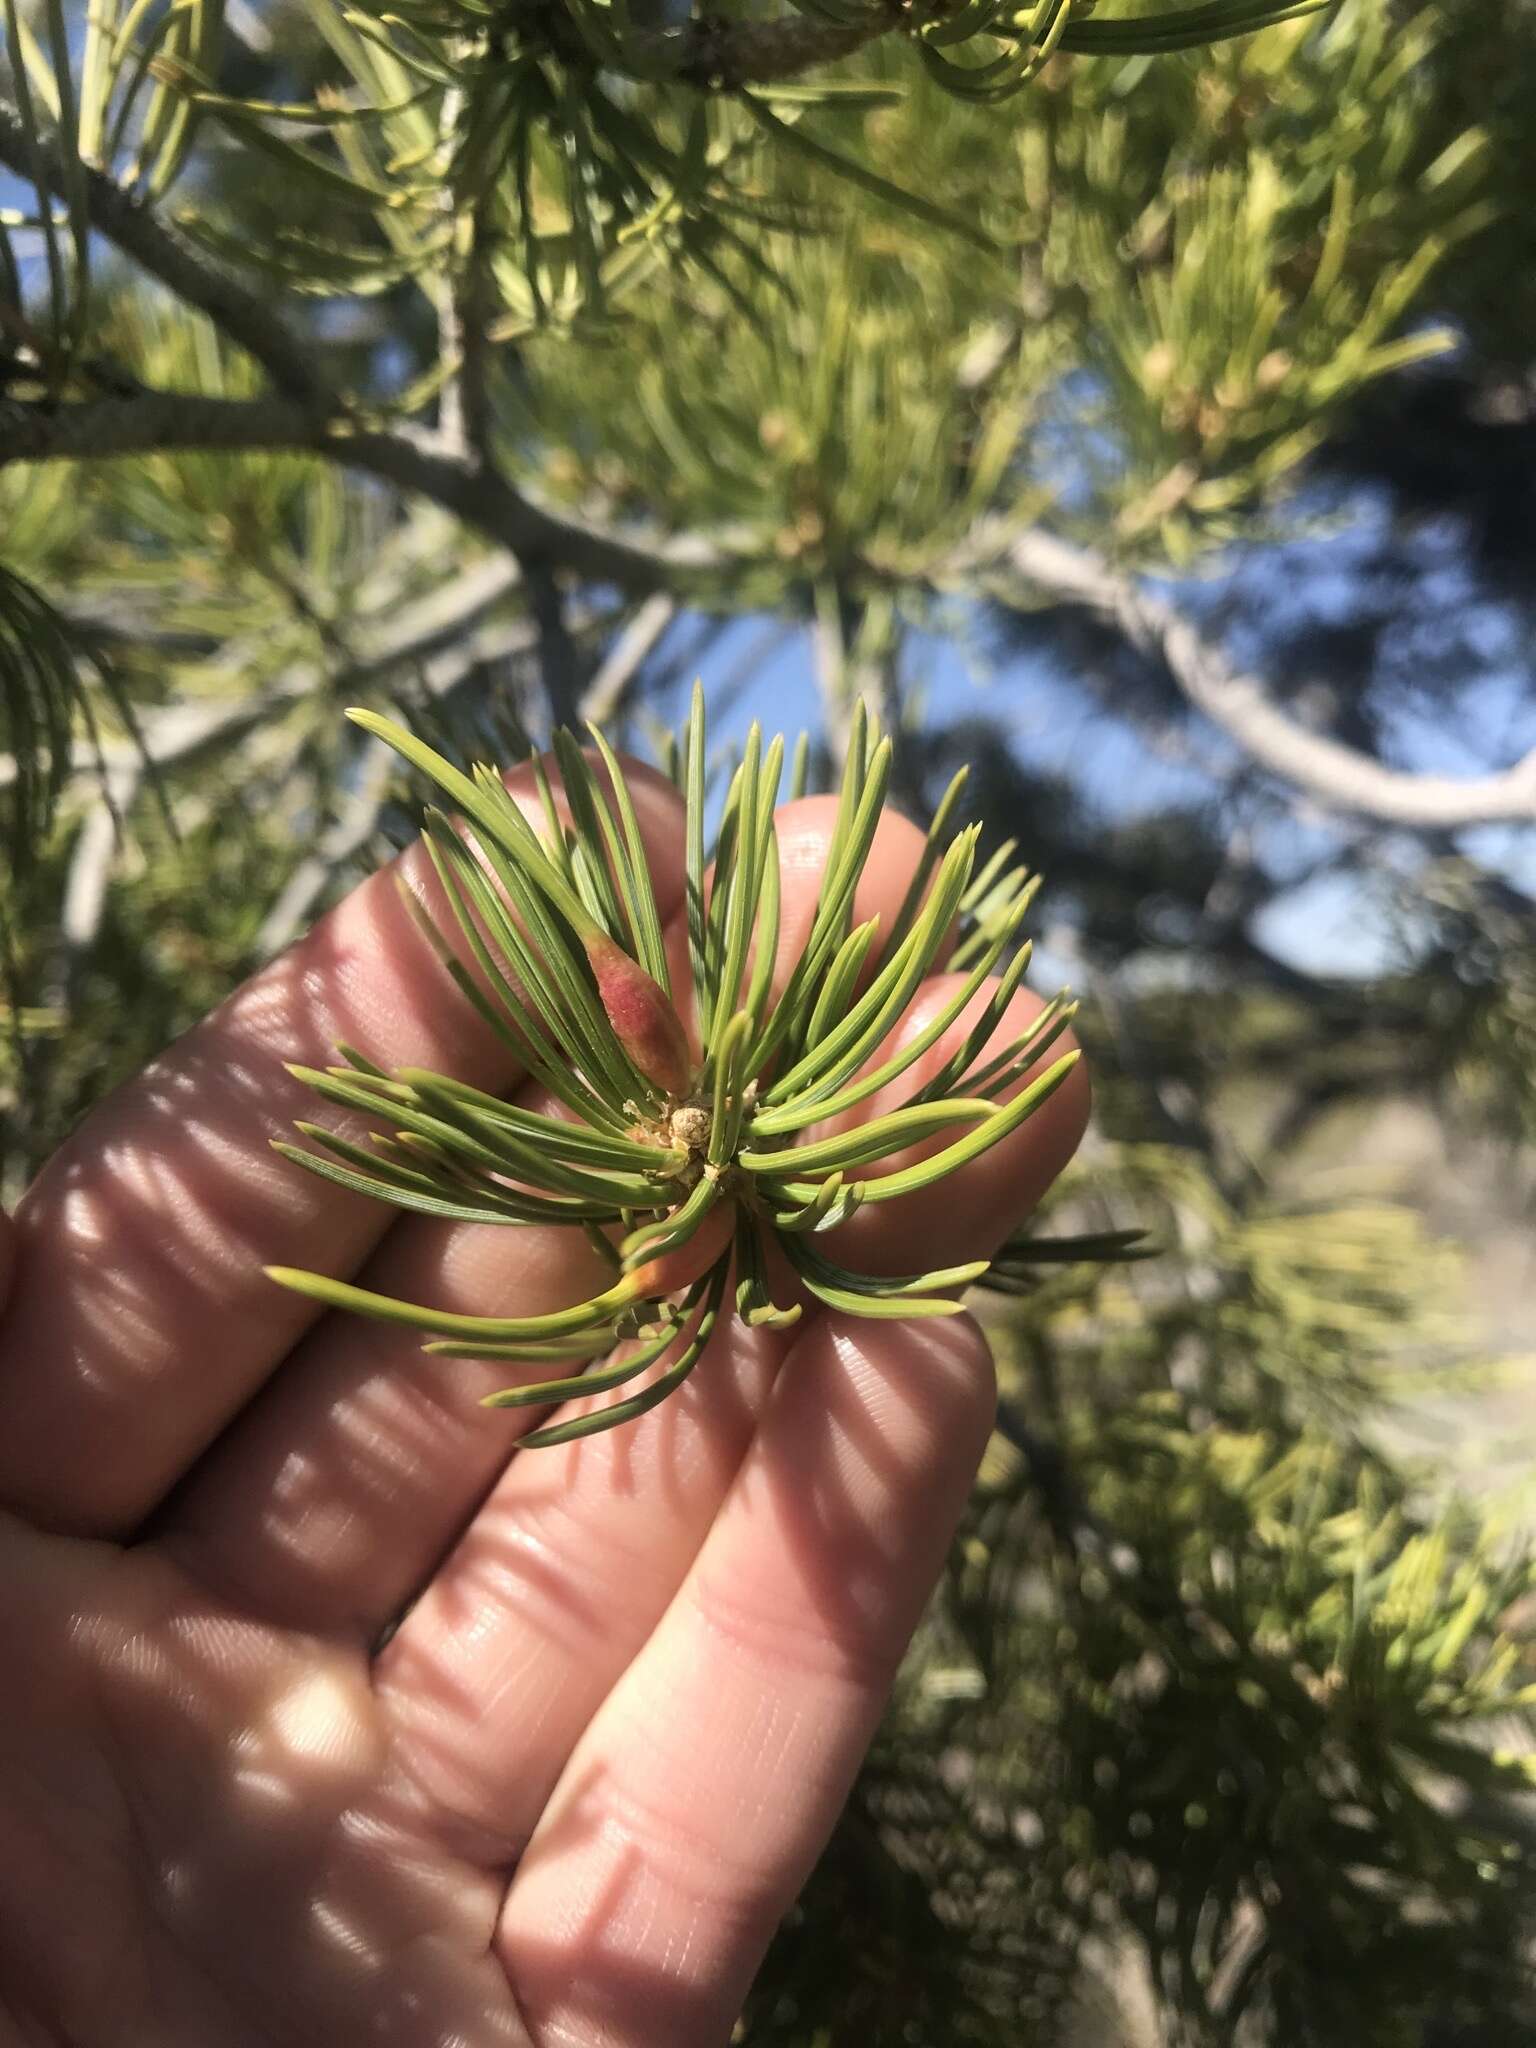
[343,431,698,589]
[0,96,716,590]
[0,391,713,589]
[0,558,531,792]
[0,97,325,401]
[523,563,584,728]
[1004,528,1536,828]
[0,391,317,462]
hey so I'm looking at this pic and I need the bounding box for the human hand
[0,758,1087,2048]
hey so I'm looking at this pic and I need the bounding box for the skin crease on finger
[0,773,1090,2048]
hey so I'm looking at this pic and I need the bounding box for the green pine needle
[269,687,1108,1444]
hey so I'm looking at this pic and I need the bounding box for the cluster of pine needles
[269,690,1139,1445]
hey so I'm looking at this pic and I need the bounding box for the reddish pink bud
[584,931,693,1099]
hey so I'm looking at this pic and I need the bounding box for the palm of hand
[1,1520,522,2044]
[0,764,1086,2048]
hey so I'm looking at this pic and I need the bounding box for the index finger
[0,758,686,1535]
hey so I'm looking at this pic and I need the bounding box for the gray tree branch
[0,391,714,589]
[523,563,583,727]
[254,735,397,958]
[581,591,677,723]
[618,13,882,85]
[1003,528,1536,830]
[0,392,316,462]
[502,0,886,87]
[0,98,326,402]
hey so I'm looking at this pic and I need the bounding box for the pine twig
[255,736,396,957]
[0,391,711,590]
[580,593,677,724]
[0,97,323,402]
[1002,527,1536,829]
[525,562,582,729]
